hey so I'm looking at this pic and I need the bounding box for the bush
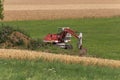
[0,26,47,50]
[0,26,14,43]
[29,39,45,50]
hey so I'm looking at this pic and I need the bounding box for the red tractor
[43,27,83,49]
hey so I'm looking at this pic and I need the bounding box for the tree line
[0,0,4,21]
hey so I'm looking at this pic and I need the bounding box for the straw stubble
[0,49,120,68]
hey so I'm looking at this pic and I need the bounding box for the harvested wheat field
[4,9,120,21]
[5,0,120,5]
[4,0,120,21]
[0,49,120,68]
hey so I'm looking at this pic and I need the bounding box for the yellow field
[0,49,120,68]
[4,0,120,21]
[5,0,120,5]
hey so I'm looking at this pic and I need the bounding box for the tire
[65,44,73,49]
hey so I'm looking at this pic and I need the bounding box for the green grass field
[0,58,120,80]
[0,17,120,80]
[3,17,120,60]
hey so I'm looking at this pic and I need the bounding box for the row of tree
[0,0,4,21]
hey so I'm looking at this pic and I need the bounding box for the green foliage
[29,39,45,50]
[0,0,4,20]
[0,26,47,50]
[0,59,120,80]
[0,26,14,43]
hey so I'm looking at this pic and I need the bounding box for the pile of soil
[0,31,31,48]
[0,26,42,49]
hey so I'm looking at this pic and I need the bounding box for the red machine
[43,27,82,49]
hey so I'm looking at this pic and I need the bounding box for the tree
[0,0,4,21]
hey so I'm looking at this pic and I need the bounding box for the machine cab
[58,27,72,43]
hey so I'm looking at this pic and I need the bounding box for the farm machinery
[43,27,87,56]
[43,27,83,49]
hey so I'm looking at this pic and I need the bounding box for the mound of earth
[1,31,31,48]
[0,26,42,49]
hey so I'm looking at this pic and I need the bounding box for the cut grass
[2,17,120,60]
[0,58,120,80]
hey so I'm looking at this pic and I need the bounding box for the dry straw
[0,49,120,68]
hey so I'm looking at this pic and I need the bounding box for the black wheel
[65,44,73,49]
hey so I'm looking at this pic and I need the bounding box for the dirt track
[0,49,120,68]
[4,0,120,21]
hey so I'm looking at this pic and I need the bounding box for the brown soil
[9,31,31,47]
[0,49,120,68]
[1,31,31,48]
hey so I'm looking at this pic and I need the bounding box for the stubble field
[4,0,120,21]
[0,49,120,68]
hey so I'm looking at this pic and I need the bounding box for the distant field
[5,0,120,5]
[4,9,120,21]
[4,0,120,21]
[4,17,120,60]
